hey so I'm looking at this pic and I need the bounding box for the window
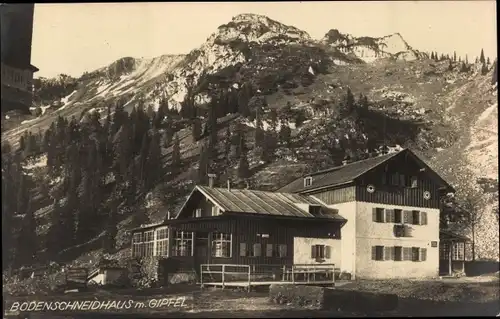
[394,224,407,237]
[266,244,274,257]
[453,242,465,260]
[420,248,427,261]
[304,177,312,187]
[403,247,412,261]
[252,243,262,257]
[132,232,144,258]
[403,210,412,224]
[420,211,428,225]
[384,246,394,260]
[311,244,326,259]
[195,208,202,218]
[440,242,450,258]
[372,246,384,261]
[394,246,403,261]
[373,208,385,222]
[144,231,154,257]
[278,244,287,257]
[399,174,406,187]
[391,173,400,186]
[240,243,247,257]
[211,206,220,216]
[212,232,231,258]
[385,209,394,223]
[172,231,193,257]
[155,227,169,256]
[394,209,402,223]
[412,210,420,225]
[411,247,420,261]
[410,176,418,188]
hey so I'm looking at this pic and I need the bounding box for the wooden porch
[199,263,339,291]
[439,230,470,277]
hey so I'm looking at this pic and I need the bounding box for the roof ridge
[308,148,405,176]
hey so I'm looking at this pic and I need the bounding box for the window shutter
[414,211,421,225]
[421,212,428,225]
[384,246,393,260]
[279,244,287,257]
[403,210,411,224]
[420,248,427,261]
[372,208,378,222]
[240,243,247,257]
[266,244,273,257]
[253,243,261,257]
[371,246,377,260]
[325,245,331,259]
[311,245,317,258]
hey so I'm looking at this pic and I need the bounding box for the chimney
[167,210,171,220]
[227,179,231,191]
[208,174,216,188]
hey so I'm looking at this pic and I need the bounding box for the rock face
[322,29,426,62]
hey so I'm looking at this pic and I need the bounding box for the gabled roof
[277,151,400,193]
[277,148,455,194]
[176,185,346,222]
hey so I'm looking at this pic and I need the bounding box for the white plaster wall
[355,202,440,279]
[328,201,357,277]
[89,273,105,285]
[293,237,342,269]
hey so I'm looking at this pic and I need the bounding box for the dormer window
[304,176,313,187]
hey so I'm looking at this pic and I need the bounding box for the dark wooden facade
[167,215,341,266]
[305,152,445,209]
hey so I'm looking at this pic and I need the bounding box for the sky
[32,1,497,78]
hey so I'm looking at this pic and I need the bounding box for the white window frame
[452,242,465,260]
[172,231,194,257]
[155,227,169,257]
[144,230,155,257]
[211,232,232,258]
[304,176,312,187]
[195,208,202,218]
[132,232,143,258]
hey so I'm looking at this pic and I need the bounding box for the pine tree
[453,51,457,62]
[163,116,174,147]
[15,197,37,267]
[170,134,181,175]
[480,49,485,64]
[487,57,491,65]
[146,131,162,189]
[113,125,133,184]
[46,198,64,257]
[102,204,118,254]
[254,107,264,146]
[138,132,151,190]
[481,63,489,75]
[237,151,250,180]
[223,126,231,159]
[492,59,498,85]
[192,118,202,141]
[197,144,210,185]
[279,124,292,148]
[448,59,454,71]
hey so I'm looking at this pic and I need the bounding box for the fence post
[292,265,295,284]
[247,265,251,292]
[200,265,203,288]
[282,265,286,281]
[332,264,335,287]
[222,265,225,290]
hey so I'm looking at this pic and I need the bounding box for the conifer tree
[237,151,250,180]
[453,51,457,62]
[492,59,498,85]
[16,197,37,267]
[47,198,65,257]
[279,123,292,148]
[170,134,181,175]
[254,107,264,146]
[192,118,202,141]
[480,49,485,64]
[102,204,118,254]
[197,144,210,185]
[146,131,162,189]
[223,126,232,159]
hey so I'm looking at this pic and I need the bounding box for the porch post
[448,241,452,276]
[167,226,173,257]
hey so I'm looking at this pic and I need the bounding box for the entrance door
[194,232,210,277]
